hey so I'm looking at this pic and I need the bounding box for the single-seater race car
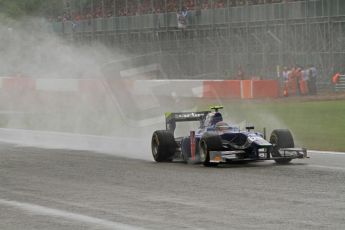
[151,106,307,166]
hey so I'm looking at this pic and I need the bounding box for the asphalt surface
[1,143,345,230]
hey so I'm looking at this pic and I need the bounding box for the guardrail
[335,75,345,92]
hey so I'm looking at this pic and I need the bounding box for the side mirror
[246,126,255,131]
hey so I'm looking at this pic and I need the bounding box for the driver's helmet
[204,112,223,127]
[215,121,230,132]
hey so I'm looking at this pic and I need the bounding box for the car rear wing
[165,111,209,133]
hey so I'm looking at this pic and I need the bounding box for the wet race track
[1,142,345,230]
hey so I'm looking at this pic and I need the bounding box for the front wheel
[199,134,222,167]
[270,129,294,164]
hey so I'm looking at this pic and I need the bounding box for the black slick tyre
[199,133,222,167]
[151,130,176,162]
[270,129,294,164]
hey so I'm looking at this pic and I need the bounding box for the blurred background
[41,0,345,91]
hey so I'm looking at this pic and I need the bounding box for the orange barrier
[79,79,105,93]
[283,83,289,97]
[252,80,279,98]
[2,77,35,92]
[203,80,280,99]
[203,80,241,99]
[1,78,36,105]
[241,80,253,99]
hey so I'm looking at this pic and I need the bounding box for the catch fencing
[52,0,345,89]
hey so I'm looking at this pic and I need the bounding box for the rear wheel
[151,130,176,162]
[199,133,222,167]
[270,129,294,164]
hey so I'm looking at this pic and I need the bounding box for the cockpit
[215,121,230,131]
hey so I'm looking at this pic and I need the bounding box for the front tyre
[151,130,176,162]
[199,134,222,167]
[270,129,294,164]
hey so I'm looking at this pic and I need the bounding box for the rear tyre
[151,130,176,162]
[270,129,294,164]
[199,133,222,167]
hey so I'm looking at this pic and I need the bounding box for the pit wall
[0,77,280,99]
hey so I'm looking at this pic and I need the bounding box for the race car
[151,106,307,166]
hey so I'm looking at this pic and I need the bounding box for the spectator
[300,67,309,95]
[282,66,291,96]
[281,66,289,86]
[308,65,317,95]
[287,67,297,95]
[177,7,188,29]
[71,20,78,32]
[282,66,289,81]
[295,66,303,96]
[181,6,188,18]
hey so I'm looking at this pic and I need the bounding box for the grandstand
[58,0,300,20]
[54,0,345,86]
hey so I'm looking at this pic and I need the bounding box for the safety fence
[48,0,345,82]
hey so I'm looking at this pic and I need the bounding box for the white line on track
[307,164,345,171]
[309,150,345,155]
[0,199,146,230]
[0,128,151,160]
